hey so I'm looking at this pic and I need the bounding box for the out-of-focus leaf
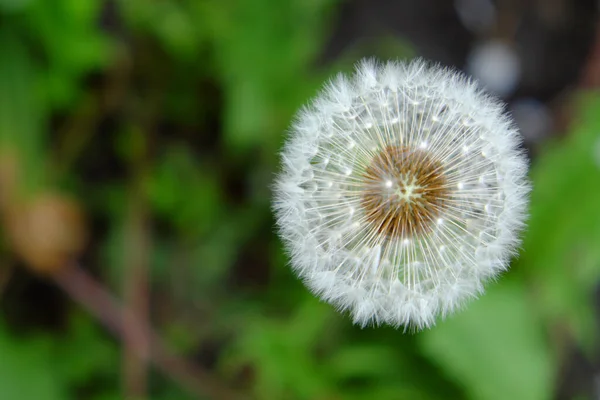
[0,0,31,12]
[55,313,119,386]
[342,385,441,400]
[23,0,111,108]
[418,281,554,400]
[0,27,45,194]
[198,0,338,153]
[90,395,124,400]
[518,93,600,350]
[0,324,68,399]
[119,0,206,61]
[147,146,223,236]
[226,297,335,400]
[327,344,402,380]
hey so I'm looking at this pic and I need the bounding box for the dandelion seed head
[273,58,530,330]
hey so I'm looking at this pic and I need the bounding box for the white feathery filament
[273,58,530,330]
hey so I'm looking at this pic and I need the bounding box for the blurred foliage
[0,0,599,399]
[518,95,600,352]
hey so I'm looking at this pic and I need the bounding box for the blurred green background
[1,0,600,399]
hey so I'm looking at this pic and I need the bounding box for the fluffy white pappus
[273,58,530,330]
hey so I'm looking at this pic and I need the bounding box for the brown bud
[5,193,87,274]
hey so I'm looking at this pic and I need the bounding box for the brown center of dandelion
[360,145,449,239]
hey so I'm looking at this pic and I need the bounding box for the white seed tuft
[273,58,530,330]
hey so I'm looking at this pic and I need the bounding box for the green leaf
[227,298,336,400]
[0,325,68,399]
[0,0,31,12]
[147,145,223,236]
[518,93,600,350]
[54,313,119,386]
[0,27,46,194]
[202,0,339,153]
[418,281,554,400]
[327,344,405,381]
[24,0,111,108]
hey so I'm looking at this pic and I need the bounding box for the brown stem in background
[53,265,245,400]
[123,158,151,399]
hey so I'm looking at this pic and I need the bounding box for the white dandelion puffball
[273,59,530,330]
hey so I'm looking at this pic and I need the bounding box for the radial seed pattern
[273,59,530,329]
[361,146,449,239]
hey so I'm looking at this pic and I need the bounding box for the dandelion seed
[273,58,530,330]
